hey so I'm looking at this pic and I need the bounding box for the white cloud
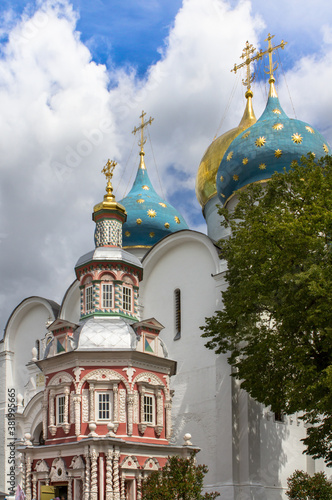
[1,0,332,333]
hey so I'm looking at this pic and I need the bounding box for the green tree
[201,155,332,463]
[141,453,220,499]
[286,470,332,499]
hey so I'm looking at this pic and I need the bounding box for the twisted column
[127,393,134,436]
[106,449,114,500]
[84,453,90,500]
[90,449,98,500]
[32,475,37,500]
[73,394,82,436]
[89,383,95,422]
[68,478,73,500]
[113,448,120,500]
[25,456,32,500]
[120,473,125,500]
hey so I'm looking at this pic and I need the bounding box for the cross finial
[231,41,261,93]
[102,159,117,182]
[258,33,287,80]
[132,110,154,153]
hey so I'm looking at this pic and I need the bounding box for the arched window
[101,273,114,310]
[174,288,181,340]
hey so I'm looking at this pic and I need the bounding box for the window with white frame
[85,285,93,312]
[96,391,112,421]
[143,394,155,424]
[56,395,65,425]
[123,286,132,312]
[102,283,113,309]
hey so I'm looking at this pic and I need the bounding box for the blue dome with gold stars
[119,151,188,249]
[216,81,330,205]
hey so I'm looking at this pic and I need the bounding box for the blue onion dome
[216,78,330,206]
[119,150,188,250]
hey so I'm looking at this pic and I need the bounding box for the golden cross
[101,159,117,182]
[132,110,154,151]
[231,41,261,91]
[258,33,287,79]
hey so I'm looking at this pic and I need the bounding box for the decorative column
[165,400,173,440]
[25,456,32,500]
[21,454,26,493]
[73,394,82,436]
[49,390,56,436]
[68,478,73,500]
[155,389,163,436]
[90,449,98,500]
[127,393,134,436]
[84,453,90,500]
[138,386,146,434]
[113,448,120,500]
[137,473,143,500]
[99,455,104,500]
[106,449,113,500]
[89,383,95,422]
[42,390,48,440]
[113,383,119,432]
[32,474,37,500]
[120,473,125,500]
[63,386,71,434]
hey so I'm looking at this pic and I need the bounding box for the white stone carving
[119,389,126,423]
[78,369,130,393]
[90,449,99,500]
[121,456,139,470]
[84,453,90,500]
[122,366,136,384]
[127,393,134,436]
[106,449,113,500]
[50,457,67,482]
[82,389,89,423]
[25,455,32,500]
[133,372,165,390]
[73,394,81,436]
[133,391,139,423]
[113,449,120,500]
[48,371,73,387]
[143,458,159,471]
[70,456,85,470]
[70,392,75,423]
[35,459,49,472]
[73,366,84,383]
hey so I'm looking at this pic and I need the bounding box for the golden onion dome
[195,90,257,209]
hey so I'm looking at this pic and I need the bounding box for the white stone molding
[73,394,82,436]
[118,387,126,424]
[48,389,56,436]
[90,449,99,500]
[63,386,71,434]
[68,478,73,500]
[132,372,166,393]
[50,457,68,482]
[42,390,48,440]
[106,449,113,500]
[47,371,74,387]
[82,389,89,422]
[133,391,139,423]
[120,456,139,470]
[21,454,26,493]
[70,455,85,470]
[89,422,98,437]
[73,366,84,384]
[84,453,90,500]
[25,455,32,500]
[137,473,143,500]
[70,392,75,423]
[113,448,120,500]
[143,458,160,471]
[122,366,136,385]
[78,369,130,393]
[165,399,172,440]
[35,459,49,473]
[138,386,147,434]
[120,473,125,500]
[155,389,163,436]
[32,474,37,500]
[127,393,134,436]
[89,383,95,422]
[163,375,170,392]
[113,383,120,432]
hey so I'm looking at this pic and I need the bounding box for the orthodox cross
[101,159,117,182]
[231,41,261,92]
[258,33,287,79]
[132,111,154,152]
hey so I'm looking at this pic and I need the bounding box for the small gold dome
[195,91,257,208]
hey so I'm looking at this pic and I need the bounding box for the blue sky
[1,0,332,332]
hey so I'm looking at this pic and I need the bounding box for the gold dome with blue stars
[119,111,188,250]
[216,35,330,206]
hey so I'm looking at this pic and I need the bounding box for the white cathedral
[0,36,331,500]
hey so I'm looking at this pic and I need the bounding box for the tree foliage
[286,470,332,499]
[201,156,332,463]
[141,453,220,500]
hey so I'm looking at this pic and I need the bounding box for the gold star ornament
[255,137,266,148]
[274,149,282,158]
[233,174,239,181]
[226,151,233,161]
[242,158,248,165]
[292,133,302,144]
[259,163,267,170]
[273,123,283,131]
[147,209,156,218]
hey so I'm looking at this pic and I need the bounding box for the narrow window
[85,285,93,312]
[143,394,154,424]
[102,283,113,309]
[123,286,132,312]
[97,392,111,420]
[174,288,181,340]
[57,395,65,425]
